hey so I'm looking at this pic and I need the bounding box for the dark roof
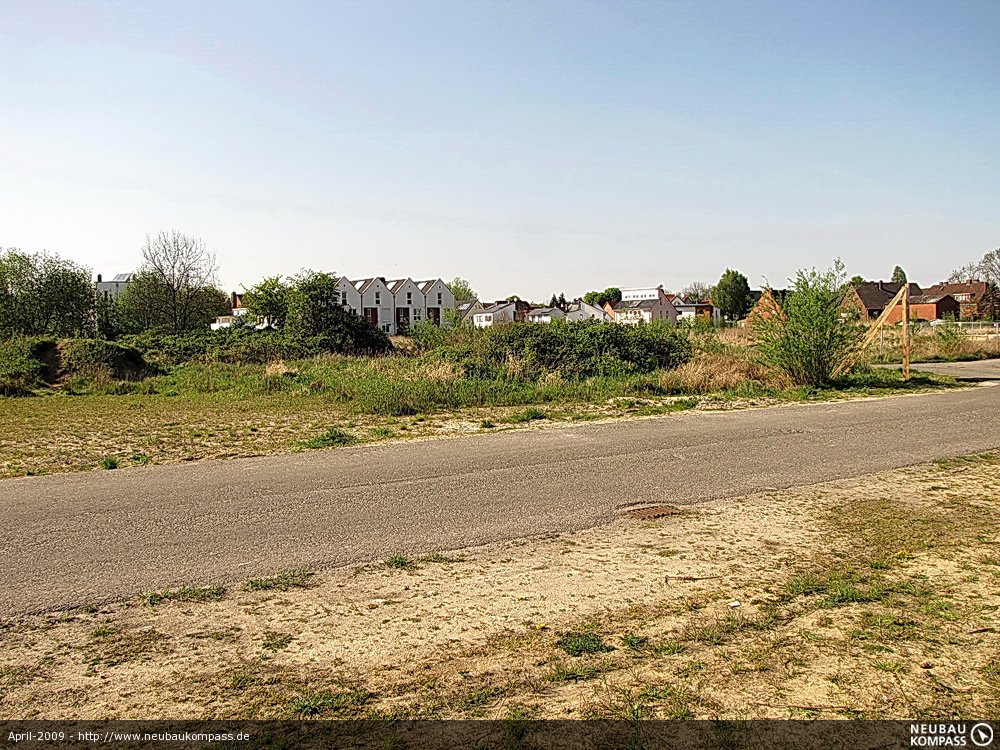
[614,299,657,310]
[910,294,955,305]
[852,281,922,311]
[923,281,990,302]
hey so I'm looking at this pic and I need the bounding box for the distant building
[883,294,960,324]
[844,281,923,321]
[564,300,609,322]
[95,273,134,301]
[526,307,565,324]
[455,299,485,324]
[921,281,996,320]
[608,286,678,326]
[472,300,531,328]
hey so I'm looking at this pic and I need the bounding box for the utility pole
[901,285,910,380]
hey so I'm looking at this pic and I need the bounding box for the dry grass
[658,353,792,394]
[2,453,997,720]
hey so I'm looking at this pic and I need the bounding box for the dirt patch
[1,452,997,720]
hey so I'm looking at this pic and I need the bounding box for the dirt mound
[57,339,154,381]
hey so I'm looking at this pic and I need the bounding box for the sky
[1,1,997,301]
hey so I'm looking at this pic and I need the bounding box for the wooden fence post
[902,285,910,380]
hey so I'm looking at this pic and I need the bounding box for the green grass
[244,569,314,592]
[508,407,547,423]
[262,631,295,651]
[385,554,418,571]
[555,630,614,656]
[143,585,226,606]
[546,661,605,682]
[301,427,357,449]
[289,689,373,718]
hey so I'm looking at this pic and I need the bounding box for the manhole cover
[622,504,682,520]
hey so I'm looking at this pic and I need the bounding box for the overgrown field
[2,453,997,720]
[0,349,954,478]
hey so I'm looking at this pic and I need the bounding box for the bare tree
[682,281,711,300]
[119,231,228,332]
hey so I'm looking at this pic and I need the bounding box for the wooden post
[901,285,910,381]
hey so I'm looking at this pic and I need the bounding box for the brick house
[920,281,996,320]
[883,294,960,324]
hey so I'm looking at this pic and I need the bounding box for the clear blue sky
[1,0,997,300]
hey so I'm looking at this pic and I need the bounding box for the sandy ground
[1,452,998,720]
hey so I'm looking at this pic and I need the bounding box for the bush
[753,260,865,386]
[59,339,153,380]
[0,337,57,394]
[120,325,391,367]
[432,320,691,380]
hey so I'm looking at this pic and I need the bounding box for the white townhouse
[386,278,426,333]
[565,300,610,322]
[527,307,565,324]
[353,277,395,334]
[334,276,363,315]
[610,286,679,326]
[416,279,455,327]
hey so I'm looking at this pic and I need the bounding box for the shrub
[753,260,865,386]
[433,320,691,380]
[0,337,57,394]
[59,339,153,380]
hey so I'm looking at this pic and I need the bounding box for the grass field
[2,452,996,719]
[0,355,957,479]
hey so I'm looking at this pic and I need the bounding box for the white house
[353,277,395,334]
[95,273,134,301]
[417,279,455,327]
[334,276,363,315]
[386,278,426,333]
[671,295,721,323]
[565,300,609,322]
[456,299,485,324]
[527,307,565,324]
[473,301,518,328]
[611,286,678,326]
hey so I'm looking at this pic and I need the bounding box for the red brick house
[844,281,923,321]
[883,294,959,324]
[920,281,996,320]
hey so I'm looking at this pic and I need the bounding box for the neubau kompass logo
[910,723,995,747]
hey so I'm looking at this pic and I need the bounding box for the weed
[385,554,418,571]
[418,552,465,564]
[262,631,294,652]
[546,661,603,682]
[289,689,373,718]
[244,569,314,592]
[143,585,226,606]
[480,419,495,428]
[99,456,119,470]
[301,427,357,449]
[621,633,650,652]
[555,630,614,656]
[508,407,546,424]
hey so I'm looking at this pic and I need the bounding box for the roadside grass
[385,554,419,571]
[143,585,226,607]
[0,349,965,480]
[244,570,314,592]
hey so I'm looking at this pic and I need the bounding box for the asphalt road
[1,360,998,616]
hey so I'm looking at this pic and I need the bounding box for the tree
[118,231,228,333]
[849,275,865,287]
[682,281,711,300]
[711,269,751,321]
[284,270,390,352]
[753,259,864,386]
[0,248,96,338]
[582,287,622,309]
[891,266,907,284]
[243,276,290,328]
[505,294,521,302]
[446,277,477,301]
[557,292,567,310]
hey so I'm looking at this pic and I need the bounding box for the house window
[414,308,422,321]
[407,292,412,305]
[375,291,381,304]
[341,292,348,305]
[381,323,390,332]
[437,292,443,304]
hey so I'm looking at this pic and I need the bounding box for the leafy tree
[0,248,96,337]
[118,231,229,333]
[505,294,521,302]
[558,292,567,309]
[711,269,751,321]
[446,277,477,301]
[285,270,391,351]
[849,275,865,287]
[753,259,864,386]
[243,276,290,328]
[891,265,907,284]
[582,287,622,308]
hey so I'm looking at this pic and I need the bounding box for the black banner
[0,720,996,750]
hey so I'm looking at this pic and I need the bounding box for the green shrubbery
[0,337,57,394]
[59,339,152,380]
[120,320,391,367]
[431,320,691,379]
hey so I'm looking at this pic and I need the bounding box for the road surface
[1,359,998,616]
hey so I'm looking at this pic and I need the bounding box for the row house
[604,286,679,326]
[336,276,455,334]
